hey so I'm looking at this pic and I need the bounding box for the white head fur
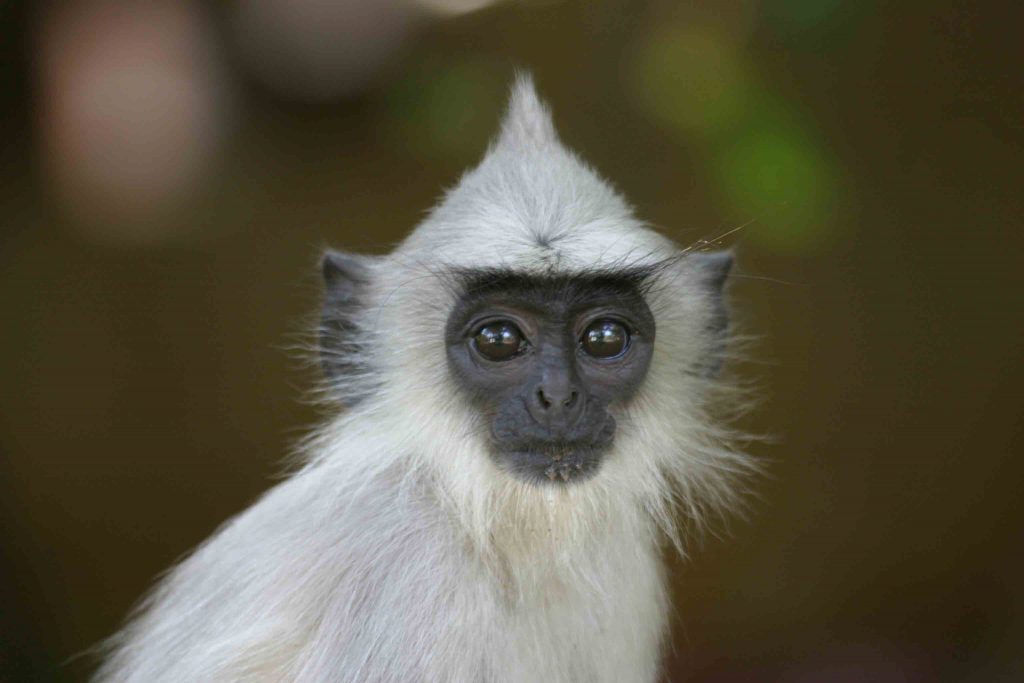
[94,74,753,683]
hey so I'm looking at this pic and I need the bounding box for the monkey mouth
[495,441,609,485]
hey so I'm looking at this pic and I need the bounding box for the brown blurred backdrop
[1,1,1022,681]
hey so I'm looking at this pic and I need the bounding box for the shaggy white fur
[94,75,752,683]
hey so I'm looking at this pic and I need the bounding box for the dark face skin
[445,272,655,485]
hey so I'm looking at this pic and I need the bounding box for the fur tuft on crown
[494,72,560,152]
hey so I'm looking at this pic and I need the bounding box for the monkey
[93,75,753,683]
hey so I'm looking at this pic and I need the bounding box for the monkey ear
[688,250,733,376]
[689,250,733,294]
[319,250,377,401]
[322,250,374,302]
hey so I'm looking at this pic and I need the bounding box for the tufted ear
[319,250,377,401]
[688,250,733,376]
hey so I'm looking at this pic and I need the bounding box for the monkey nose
[528,382,585,432]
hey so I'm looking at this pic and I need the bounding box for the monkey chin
[494,442,609,486]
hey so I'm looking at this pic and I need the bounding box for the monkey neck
[315,407,666,583]
[469,492,662,607]
[434,461,661,585]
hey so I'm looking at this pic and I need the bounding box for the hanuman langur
[95,75,753,683]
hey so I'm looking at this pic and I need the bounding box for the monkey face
[445,271,656,485]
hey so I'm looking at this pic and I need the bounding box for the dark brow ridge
[451,267,660,300]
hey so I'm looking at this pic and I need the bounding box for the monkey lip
[496,441,609,485]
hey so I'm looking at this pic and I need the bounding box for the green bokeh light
[629,24,748,138]
[713,110,837,250]
[629,22,841,252]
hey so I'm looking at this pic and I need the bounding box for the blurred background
[1,1,1021,681]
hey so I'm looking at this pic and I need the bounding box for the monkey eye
[472,321,528,362]
[581,320,630,359]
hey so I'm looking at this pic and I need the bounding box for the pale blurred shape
[413,0,502,17]
[233,0,417,100]
[37,1,227,243]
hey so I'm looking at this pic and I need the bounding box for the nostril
[537,388,552,409]
[563,391,578,408]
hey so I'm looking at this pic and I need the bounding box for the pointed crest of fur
[396,75,667,275]
[494,73,560,152]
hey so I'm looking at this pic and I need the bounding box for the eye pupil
[582,320,629,359]
[473,322,525,361]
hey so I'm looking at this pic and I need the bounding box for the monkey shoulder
[98,462,482,681]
